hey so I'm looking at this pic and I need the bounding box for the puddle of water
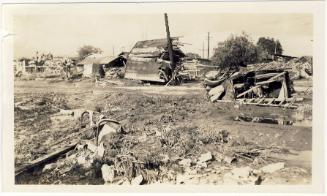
[269,151,311,170]
[234,113,312,127]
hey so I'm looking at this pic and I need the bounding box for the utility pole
[202,41,205,58]
[164,13,175,70]
[112,46,115,56]
[207,32,210,59]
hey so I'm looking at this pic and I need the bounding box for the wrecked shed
[124,38,185,82]
[204,69,300,108]
[77,53,127,78]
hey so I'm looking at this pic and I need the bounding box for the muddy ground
[14,78,312,185]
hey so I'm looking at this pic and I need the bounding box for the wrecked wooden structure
[125,13,185,83]
[76,53,128,78]
[124,38,185,83]
[205,69,302,108]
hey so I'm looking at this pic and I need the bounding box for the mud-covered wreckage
[204,68,302,109]
[124,38,185,83]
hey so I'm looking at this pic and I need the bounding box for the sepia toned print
[2,2,321,189]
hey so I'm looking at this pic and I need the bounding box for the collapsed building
[124,38,185,83]
[204,68,303,109]
[14,55,69,78]
[73,52,128,79]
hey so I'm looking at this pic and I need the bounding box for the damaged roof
[131,38,185,58]
[78,54,126,65]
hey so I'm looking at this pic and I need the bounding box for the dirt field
[14,78,312,185]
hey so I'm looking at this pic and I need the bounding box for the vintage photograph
[1,2,321,188]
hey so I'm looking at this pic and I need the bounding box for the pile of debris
[203,68,303,108]
[14,52,72,79]
[287,56,313,79]
[247,56,313,79]
[15,107,303,185]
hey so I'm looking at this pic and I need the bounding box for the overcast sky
[11,9,312,58]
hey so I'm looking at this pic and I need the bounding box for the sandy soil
[14,78,312,185]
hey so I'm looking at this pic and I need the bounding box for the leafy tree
[77,45,102,59]
[256,37,283,56]
[211,32,257,69]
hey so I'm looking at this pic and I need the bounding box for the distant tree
[185,52,201,59]
[256,37,283,57]
[211,32,257,69]
[77,45,103,60]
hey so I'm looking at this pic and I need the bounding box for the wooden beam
[256,72,286,86]
[15,142,78,176]
[237,72,287,98]
[164,13,175,70]
[268,98,275,104]
[254,73,279,80]
[238,97,303,102]
[256,78,283,85]
[236,86,259,98]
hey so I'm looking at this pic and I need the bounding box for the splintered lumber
[15,125,97,176]
[237,72,287,98]
[238,98,303,103]
[236,98,301,109]
[256,78,283,85]
[256,71,286,85]
[254,73,279,80]
[257,98,265,104]
[15,142,78,176]
[236,86,260,98]
[268,98,275,104]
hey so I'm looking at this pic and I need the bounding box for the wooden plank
[268,98,275,104]
[254,73,279,80]
[278,99,286,106]
[256,72,286,85]
[257,98,265,104]
[236,86,258,98]
[15,142,78,176]
[256,78,283,85]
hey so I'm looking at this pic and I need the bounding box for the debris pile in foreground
[15,108,310,185]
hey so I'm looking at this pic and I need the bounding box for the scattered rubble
[247,56,312,80]
[14,82,312,185]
